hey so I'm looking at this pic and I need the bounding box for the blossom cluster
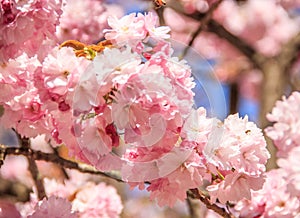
[233,91,300,217]
[0,1,272,215]
[67,13,269,207]
[56,0,124,44]
[16,172,123,218]
[0,0,64,62]
[265,91,300,157]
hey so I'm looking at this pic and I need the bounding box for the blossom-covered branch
[2,144,236,218]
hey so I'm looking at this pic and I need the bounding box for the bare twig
[155,6,166,26]
[229,82,239,114]
[180,0,223,59]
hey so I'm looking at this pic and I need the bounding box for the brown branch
[207,19,266,69]
[48,141,70,180]
[3,146,124,183]
[229,82,239,114]
[180,0,223,58]
[187,188,236,218]
[14,133,46,200]
[167,1,266,70]
[155,6,166,26]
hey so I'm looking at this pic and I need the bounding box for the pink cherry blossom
[234,169,300,217]
[104,12,171,49]
[72,182,123,218]
[204,114,269,176]
[56,0,124,44]
[105,13,146,46]
[139,13,171,40]
[35,47,90,107]
[180,108,212,146]
[145,150,209,207]
[0,200,21,218]
[277,146,300,197]
[28,196,77,218]
[0,0,64,61]
[265,91,300,157]
[207,171,265,204]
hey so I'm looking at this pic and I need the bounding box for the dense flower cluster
[28,196,77,218]
[233,91,300,217]
[0,0,64,62]
[56,0,123,44]
[0,6,272,211]
[17,172,123,218]
[235,169,300,218]
[265,91,300,157]
[4,0,298,216]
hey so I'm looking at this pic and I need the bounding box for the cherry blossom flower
[104,12,171,48]
[207,171,265,204]
[105,13,146,46]
[0,0,64,61]
[56,0,106,44]
[265,91,300,157]
[35,47,90,108]
[72,182,123,218]
[0,200,21,218]
[18,175,123,218]
[277,146,300,197]
[28,196,77,218]
[204,114,269,176]
[139,13,171,40]
[235,169,300,217]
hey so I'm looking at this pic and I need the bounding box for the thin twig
[229,82,239,114]
[167,1,266,69]
[180,0,223,59]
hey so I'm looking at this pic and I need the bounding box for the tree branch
[187,188,236,218]
[15,135,46,200]
[207,19,266,69]
[167,1,266,69]
[180,0,223,58]
[2,146,124,183]
[3,145,237,216]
